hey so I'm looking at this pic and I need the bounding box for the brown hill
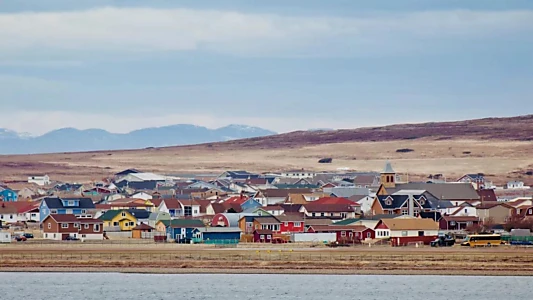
[0,115,532,184]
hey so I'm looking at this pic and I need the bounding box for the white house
[158,199,201,218]
[28,175,50,186]
[131,192,153,200]
[507,181,529,189]
[117,173,168,183]
[280,169,315,179]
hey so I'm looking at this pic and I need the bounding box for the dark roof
[333,218,360,225]
[275,215,304,222]
[280,204,303,213]
[55,183,83,191]
[115,169,141,176]
[309,225,369,232]
[48,214,80,223]
[221,171,260,179]
[43,197,96,209]
[127,209,151,219]
[98,210,133,221]
[254,229,273,235]
[167,219,205,228]
[383,183,480,201]
[257,188,314,198]
[419,211,442,221]
[114,180,161,190]
[442,216,480,222]
[476,202,513,209]
[255,216,281,224]
[361,214,399,220]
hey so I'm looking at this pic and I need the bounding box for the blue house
[39,197,96,222]
[240,198,262,211]
[162,219,205,241]
[192,227,241,244]
[0,188,18,202]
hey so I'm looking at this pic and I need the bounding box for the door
[61,234,69,240]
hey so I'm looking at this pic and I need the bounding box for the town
[1,161,532,247]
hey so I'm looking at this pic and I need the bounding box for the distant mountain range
[0,124,276,154]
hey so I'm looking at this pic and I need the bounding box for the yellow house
[99,210,138,231]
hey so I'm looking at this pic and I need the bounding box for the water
[1,273,531,300]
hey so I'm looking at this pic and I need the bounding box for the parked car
[22,233,34,239]
[13,235,27,242]
[65,236,79,241]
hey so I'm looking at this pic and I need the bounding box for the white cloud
[0,7,532,57]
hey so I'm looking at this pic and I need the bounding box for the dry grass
[2,244,533,275]
[1,138,532,184]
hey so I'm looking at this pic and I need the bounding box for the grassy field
[2,243,533,275]
[1,138,532,185]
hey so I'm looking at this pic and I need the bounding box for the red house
[307,225,375,243]
[276,215,305,233]
[253,229,273,243]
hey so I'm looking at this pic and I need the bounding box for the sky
[1,0,532,135]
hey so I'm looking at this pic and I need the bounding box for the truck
[430,234,455,247]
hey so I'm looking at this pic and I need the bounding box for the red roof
[132,223,154,230]
[477,189,497,202]
[265,205,284,211]
[150,199,163,207]
[95,204,112,210]
[223,196,249,205]
[313,197,360,206]
[1,202,39,213]
[304,203,359,213]
[163,199,182,209]
[48,214,80,223]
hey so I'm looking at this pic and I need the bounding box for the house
[439,216,480,231]
[371,191,446,216]
[478,189,497,202]
[39,197,96,222]
[127,209,151,225]
[353,174,381,189]
[132,223,155,239]
[476,202,514,224]
[147,211,171,228]
[114,168,141,177]
[253,229,273,243]
[42,214,102,240]
[116,172,168,183]
[98,210,137,231]
[350,195,375,215]
[276,215,305,233]
[192,227,241,243]
[457,173,486,189]
[0,188,18,202]
[0,204,18,224]
[130,191,153,200]
[324,186,370,198]
[280,169,315,179]
[307,225,375,243]
[507,181,529,189]
[164,219,205,241]
[28,175,50,186]
[264,205,285,216]
[159,199,201,218]
[374,218,439,246]
[78,218,104,240]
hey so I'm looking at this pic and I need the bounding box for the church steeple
[380,161,396,188]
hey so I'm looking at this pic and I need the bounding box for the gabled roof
[379,218,439,230]
[115,168,141,176]
[255,216,281,224]
[48,214,80,223]
[333,218,360,226]
[441,215,480,222]
[98,210,135,221]
[256,188,314,198]
[42,197,96,209]
[476,202,514,210]
[382,183,480,201]
[127,209,151,219]
[275,214,304,222]
[477,189,497,202]
[313,197,359,206]
[132,223,154,230]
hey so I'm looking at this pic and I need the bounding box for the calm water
[1,273,531,299]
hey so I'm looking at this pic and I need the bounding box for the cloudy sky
[1,0,532,135]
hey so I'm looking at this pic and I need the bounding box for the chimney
[408,194,414,217]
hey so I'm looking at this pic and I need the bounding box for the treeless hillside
[0,115,532,184]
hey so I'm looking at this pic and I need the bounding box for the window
[84,224,89,229]
[31,213,37,217]
[320,213,325,217]
[341,231,346,237]
[61,223,68,228]
[74,223,79,228]
[129,222,135,226]
[113,222,119,226]
[311,213,316,217]
[267,235,272,239]
[401,210,408,215]
[47,223,51,229]
[294,222,301,227]
[94,224,100,232]
[53,234,56,238]
[367,232,371,238]
[121,212,126,217]
[82,234,86,238]
[68,200,74,206]
[401,231,407,236]
[330,213,334,217]
[10,215,13,219]
[0,215,3,219]
[388,210,394,215]
[418,231,425,237]
[529,209,533,215]
[51,210,57,214]
[45,233,48,238]
[341,213,347,219]
[81,210,87,214]
[284,222,288,227]
[419,199,426,206]
[385,199,392,206]
[194,210,198,214]
[260,235,265,240]
[349,232,353,237]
